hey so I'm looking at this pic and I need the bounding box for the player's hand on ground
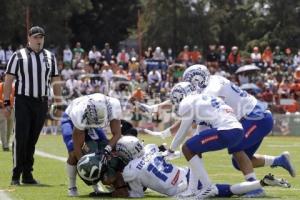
[143,128,171,139]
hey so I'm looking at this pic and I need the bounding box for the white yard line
[0,191,12,200]
[34,150,67,162]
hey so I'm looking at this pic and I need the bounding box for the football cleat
[176,188,197,198]
[261,173,291,188]
[271,151,296,177]
[195,184,218,199]
[242,188,265,198]
[68,187,78,197]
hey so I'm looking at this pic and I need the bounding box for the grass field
[0,135,299,200]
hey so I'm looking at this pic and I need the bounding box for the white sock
[230,181,261,195]
[245,172,257,181]
[264,155,276,166]
[66,163,77,188]
[189,155,211,187]
[187,168,200,191]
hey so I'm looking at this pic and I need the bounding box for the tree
[69,0,140,50]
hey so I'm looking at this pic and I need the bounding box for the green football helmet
[77,153,104,185]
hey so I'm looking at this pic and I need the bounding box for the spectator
[72,42,85,68]
[218,45,227,70]
[278,79,291,98]
[88,45,101,64]
[61,65,74,80]
[273,46,284,65]
[228,46,241,73]
[128,57,139,79]
[261,86,274,105]
[273,64,284,85]
[293,49,300,68]
[251,46,263,68]
[101,62,113,82]
[152,47,165,61]
[0,45,5,65]
[284,48,294,69]
[116,48,130,67]
[63,44,73,68]
[178,45,191,66]
[262,46,273,68]
[190,45,202,64]
[144,46,153,59]
[166,48,174,64]
[129,48,138,60]
[101,42,113,63]
[5,45,13,64]
[206,44,219,70]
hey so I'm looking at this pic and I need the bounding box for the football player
[61,93,122,196]
[142,64,296,197]
[116,136,291,198]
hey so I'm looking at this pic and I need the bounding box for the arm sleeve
[170,116,193,151]
[5,52,18,75]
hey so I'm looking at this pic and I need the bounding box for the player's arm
[170,117,193,151]
[72,128,85,161]
[111,172,129,198]
[136,100,172,113]
[109,119,122,148]
[143,120,181,138]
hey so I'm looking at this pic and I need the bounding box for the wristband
[3,100,10,107]
[104,145,112,153]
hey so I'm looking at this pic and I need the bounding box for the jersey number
[147,156,173,182]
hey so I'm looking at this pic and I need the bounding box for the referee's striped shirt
[5,47,59,98]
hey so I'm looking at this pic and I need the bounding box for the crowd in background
[1,42,300,122]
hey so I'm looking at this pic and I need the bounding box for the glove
[143,128,171,139]
[100,145,112,165]
[136,102,158,113]
[161,149,181,160]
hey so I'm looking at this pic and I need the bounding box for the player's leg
[182,128,243,199]
[61,113,79,196]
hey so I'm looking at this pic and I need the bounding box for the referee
[3,26,61,185]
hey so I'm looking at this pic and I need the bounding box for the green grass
[0,135,300,200]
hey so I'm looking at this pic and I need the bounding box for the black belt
[16,95,48,102]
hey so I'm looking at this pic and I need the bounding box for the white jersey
[65,93,122,131]
[178,94,242,131]
[202,75,257,120]
[122,144,188,197]
[170,94,242,150]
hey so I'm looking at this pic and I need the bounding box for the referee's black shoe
[10,179,20,186]
[11,173,21,185]
[22,173,39,185]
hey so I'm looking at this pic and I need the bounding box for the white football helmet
[77,153,103,185]
[82,98,108,128]
[170,82,195,115]
[116,136,144,163]
[183,64,210,92]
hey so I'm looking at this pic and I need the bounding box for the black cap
[29,26,45,37]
